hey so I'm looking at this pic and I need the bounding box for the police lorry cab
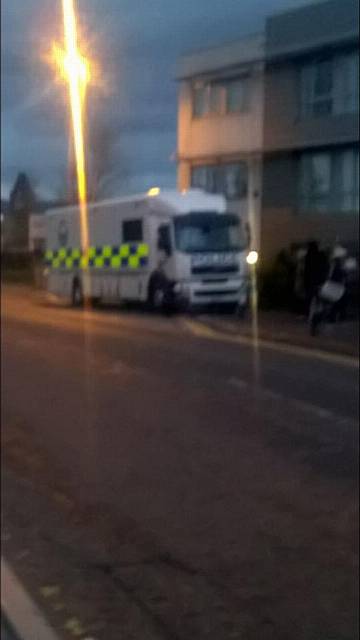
[44,188,251,312]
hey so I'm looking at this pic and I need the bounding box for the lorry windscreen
[174,212,246,253]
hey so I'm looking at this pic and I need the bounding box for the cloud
[1,181,11,199]
[2,0,309,196]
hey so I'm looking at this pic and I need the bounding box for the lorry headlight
[246,250,259,265]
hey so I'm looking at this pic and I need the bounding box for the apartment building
[176,33,265,249]
[177,0,359,263]
[262,0,359,262]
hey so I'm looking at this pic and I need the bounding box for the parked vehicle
[44,189,251,312]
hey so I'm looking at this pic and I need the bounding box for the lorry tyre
[149,283,165,312]
[71,278,83,307]
[148,275,168,313]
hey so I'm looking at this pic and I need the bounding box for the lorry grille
[194,289,239,297]
[192,265,239,275]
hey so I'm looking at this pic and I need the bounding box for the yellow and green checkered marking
[44,244,149,270]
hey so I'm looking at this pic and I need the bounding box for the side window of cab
[157,224,172,256]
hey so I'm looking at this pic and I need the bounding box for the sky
[1,0,310,201]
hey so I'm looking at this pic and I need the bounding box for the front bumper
[172,278,249,308]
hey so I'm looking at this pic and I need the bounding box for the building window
[209,84,223,114]
[300,51,359,118]
[192,78,250,117]
[355,150,359,211]
[122,219,143,242]
[338,149,359,212]
[299,153,331,211]
[193,85,207,117]
[299,148,359,213]
[193,82,223,117]
[300,59,333,116]
[191,163,248,199]
[226,79,249,113]
[334,52,359,114]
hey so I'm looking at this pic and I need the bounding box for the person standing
[303,241,329,313]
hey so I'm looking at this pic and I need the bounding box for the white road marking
[283,400,333,420]
[227,377,356,426]
[183,319,359,369]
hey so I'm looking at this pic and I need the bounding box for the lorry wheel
[71,279,83,307]
[148,276,168,313]
[150,284,166,312]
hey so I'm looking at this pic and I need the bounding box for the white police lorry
[45,188,250,311]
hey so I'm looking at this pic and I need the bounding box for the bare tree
[56,161,78,206]
[58,119,129,203]
[5,173,37,251]
[87,119,129,202]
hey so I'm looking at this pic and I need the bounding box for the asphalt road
[2,285,359,639]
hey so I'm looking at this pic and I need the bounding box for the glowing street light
[51,0,91,257]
